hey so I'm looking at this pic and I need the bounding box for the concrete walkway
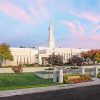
[0,78,100,97]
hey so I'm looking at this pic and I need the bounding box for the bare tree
[47,53,63,67]
[69,55,84,67]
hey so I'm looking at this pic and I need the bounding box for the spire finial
[50,17,52,25]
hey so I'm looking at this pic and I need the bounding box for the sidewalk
[0,78,100,97]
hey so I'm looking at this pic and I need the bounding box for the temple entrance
[42,57,48,66]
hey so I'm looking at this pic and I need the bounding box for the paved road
[0,85,100,100]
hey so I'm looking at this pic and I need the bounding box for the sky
[0,0,100,49]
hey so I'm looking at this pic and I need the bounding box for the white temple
[5,19,88,66]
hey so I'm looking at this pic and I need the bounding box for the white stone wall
[38,48,89,64]
[5,48,38,66]
[4,47,89,66]
[0,67,50,73]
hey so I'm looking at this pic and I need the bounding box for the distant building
[6,19,89,66]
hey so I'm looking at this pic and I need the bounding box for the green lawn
[0,73,56,90]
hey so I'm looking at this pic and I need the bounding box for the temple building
[6,19,88,66]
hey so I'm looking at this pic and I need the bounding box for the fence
[35,71,53,79]
[64,69,82,75]
[63,67,100,77]
[85,68,96,77]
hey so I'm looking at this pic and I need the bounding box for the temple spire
[48,18,55,48]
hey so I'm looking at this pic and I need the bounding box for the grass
[0,83,57,91]
[0,73,57,90]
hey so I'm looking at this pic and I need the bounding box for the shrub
[70,67,80,69]
[68,76,80,80]
[63,74,91,84]
[24,63,42,67]
[24,64,33,67]
[44,64,51,67]
[45,68,53,70]
[63,63,71,66]
[63,75,71,84]
[0,65,12,68]
[6,65,13,68]
[12,64,23,74]
[33,63,42,67]
[97,73,100,78]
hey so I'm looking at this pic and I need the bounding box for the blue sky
[0,0,100,48]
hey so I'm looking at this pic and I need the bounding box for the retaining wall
[0,67,50,73]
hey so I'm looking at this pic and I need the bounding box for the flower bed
[63,74,92,84]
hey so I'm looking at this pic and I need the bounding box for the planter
[63,74,92,84]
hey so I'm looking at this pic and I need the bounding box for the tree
[47,53,63,67]
[95,53,100,63]
[69,55,85,67]
[81,49,100,65]
[0,43,13,66]
[86,58,91,65]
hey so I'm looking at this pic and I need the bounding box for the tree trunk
[0,62,1,67]
[74,63,76,67]
[0,60,3,67]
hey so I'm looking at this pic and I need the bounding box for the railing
[64,69,82,75]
